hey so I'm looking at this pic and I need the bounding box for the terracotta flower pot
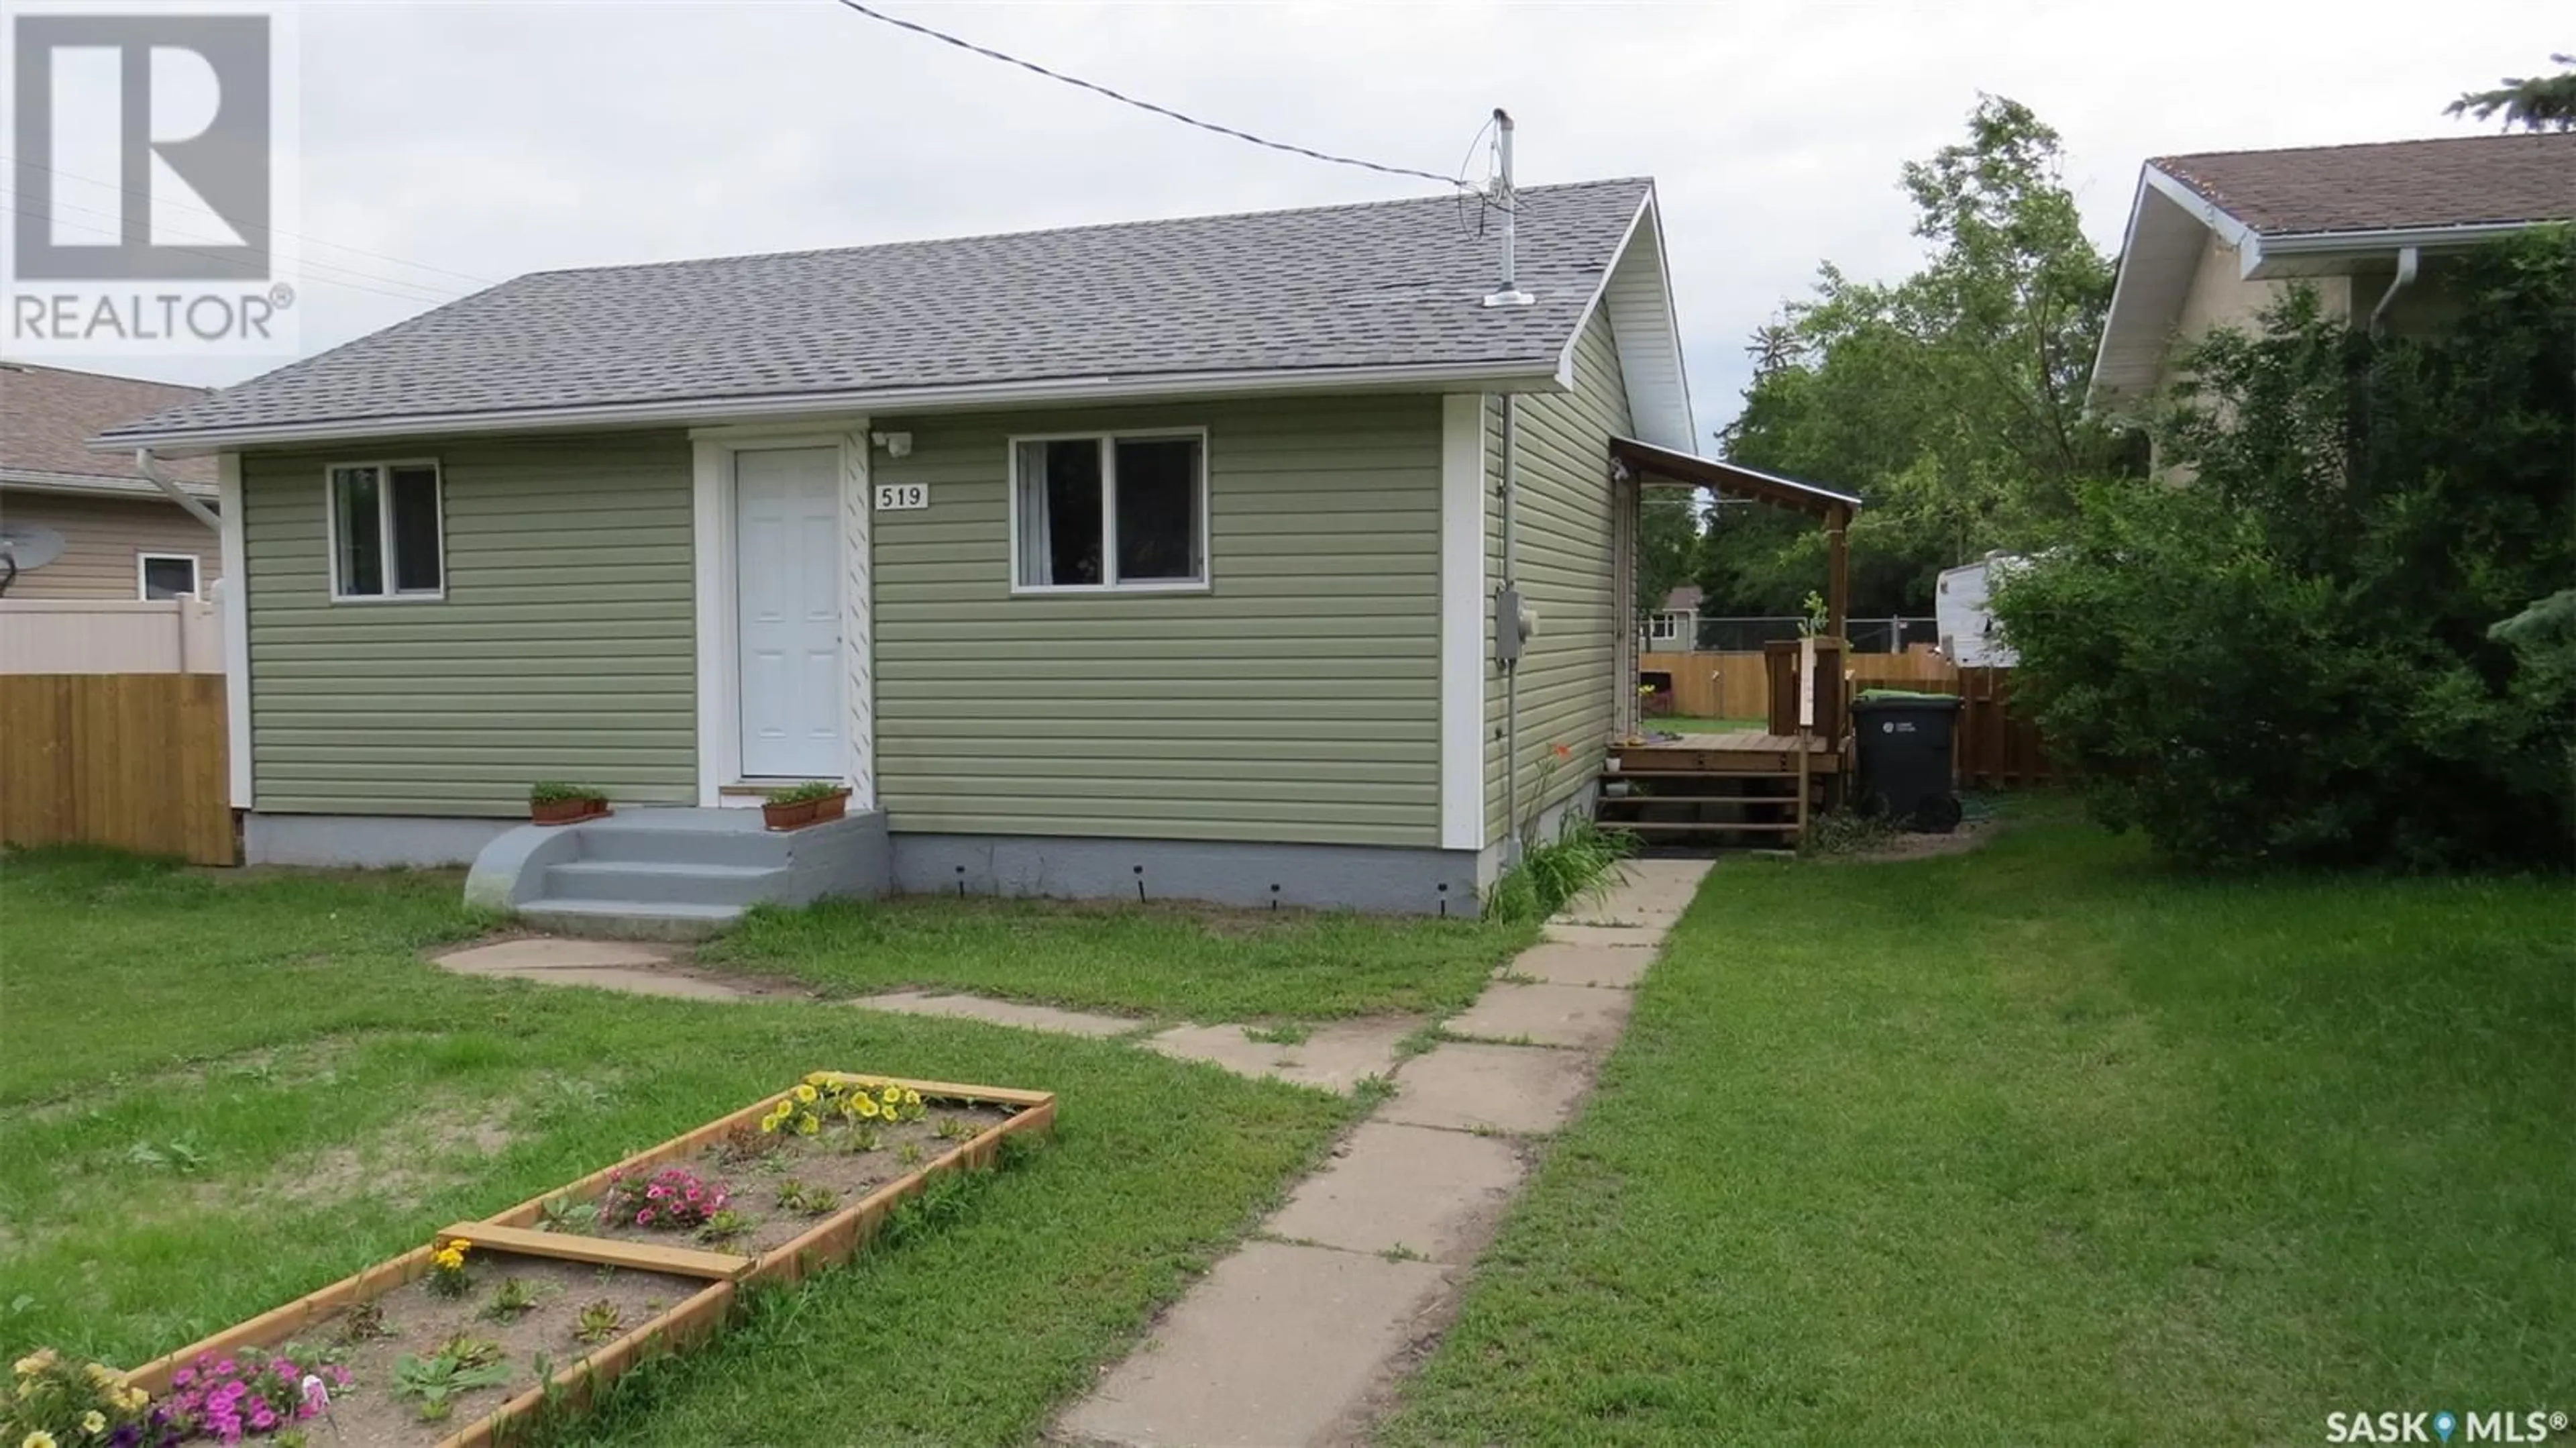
[531,796,609,826]
[762,788,851,832]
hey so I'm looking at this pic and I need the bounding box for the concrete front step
[541,858,790,907]
[511,897,747,943]
[569,816,800,868]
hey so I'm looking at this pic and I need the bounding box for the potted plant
[529,781,610,825]
[761,780,851,831]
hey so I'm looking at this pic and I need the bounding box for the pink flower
[636,1209,651,1225]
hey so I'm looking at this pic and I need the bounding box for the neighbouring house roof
[2092,133,2576,405]
[2153,134,2575,236]
[1659,584,1703,614]
[1,362,217,497]
[1610,436,1860,520]
[99,178,1696,455]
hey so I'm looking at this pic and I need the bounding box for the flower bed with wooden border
[97,1074,1053,1448]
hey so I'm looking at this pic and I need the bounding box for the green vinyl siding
[870,396,1443,847]
[1486,309,1631,843]
[241,432,696,815]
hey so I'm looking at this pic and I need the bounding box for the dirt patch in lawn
[1835,818,2002,863]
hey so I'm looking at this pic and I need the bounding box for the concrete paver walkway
[1057,858,1711,1448]
[1143,1017,1421,1092]
[431,860,1719,1448]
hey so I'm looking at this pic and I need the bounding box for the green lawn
[705,894,1533,1022]
[1387,800,2575,1445]
[0,850,1362,1447]
[1644,714,1766,733]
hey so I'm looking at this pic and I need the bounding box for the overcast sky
[40,0,2565,442]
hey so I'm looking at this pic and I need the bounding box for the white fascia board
[0,467,219,498]
[2141,165,2261,274]
[2086,171,2159,409]
[216,454,251,809]
[1558,190,1697,451]
[95,358,1566,457]
[2247,219,2543,275]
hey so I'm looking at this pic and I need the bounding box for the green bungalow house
[96,178,1785,927]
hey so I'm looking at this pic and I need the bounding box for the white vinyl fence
[0,597,223,674]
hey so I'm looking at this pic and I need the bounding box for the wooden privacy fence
[1639,649,2053,787]
[0,674,235,864]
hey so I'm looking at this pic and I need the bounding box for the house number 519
[874,482,929,511]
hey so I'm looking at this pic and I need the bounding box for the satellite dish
[0,523,67,596]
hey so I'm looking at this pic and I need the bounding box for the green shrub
[1487,813,1638,923]
[762,781,848,805]
[527,781,606,805]
[1994,229,2575,870]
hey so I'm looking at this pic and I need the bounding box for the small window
[1012,432,1205,591]
[329,462,443,600]
[1648,611,1690,646]
[138,553,199,600]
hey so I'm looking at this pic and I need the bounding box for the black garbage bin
[1850,690,1964,832]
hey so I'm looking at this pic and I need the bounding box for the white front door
[735,447,842,779]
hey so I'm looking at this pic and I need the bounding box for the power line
[0,202,468,307]
[0,189,468,305]
[0,154,499,288]
[828,1,1472,191]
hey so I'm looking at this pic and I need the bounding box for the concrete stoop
[463,807,890,939]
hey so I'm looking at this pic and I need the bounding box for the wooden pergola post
[1825,503,1851,639]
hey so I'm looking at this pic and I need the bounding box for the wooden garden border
[113,1072,1056,1447]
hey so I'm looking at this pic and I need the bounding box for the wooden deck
[1602,730,1844,845]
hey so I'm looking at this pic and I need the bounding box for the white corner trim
[690,438,733,808]
[217,454,251,810]
[1439,394,1486,851]
[837,428,876,809]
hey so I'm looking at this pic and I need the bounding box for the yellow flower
[13,1349,54,1376]
[792,1084,818,1104]
[25,1431,60,1448]
[902,1089,921,1106]
[118,1388,148,1413]
[796,1115,819,1136]
[759,1116,780,1134]
[803,1070,829,1086]
[879,1085,902,1106]
[447,1237,472,1253]
[83,1365,113,1387]
[855,1095,879,1119]
[80,1411,106,1435]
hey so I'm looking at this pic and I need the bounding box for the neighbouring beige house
[2090,132,2576,422]
[1,362,219,599]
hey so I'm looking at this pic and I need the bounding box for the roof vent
[1483,109,1534,309]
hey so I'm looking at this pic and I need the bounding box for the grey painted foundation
[246,813,518,868]
[888,833,1486,918]
[246,812,1500,918]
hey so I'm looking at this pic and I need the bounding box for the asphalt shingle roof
[2,362,215,483]
[101,178,1654,444]
[2153,134,2576,236]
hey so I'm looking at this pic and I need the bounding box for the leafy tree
[1634,491,1703,622]
[1992,229,2576,870]
[2448,53,2576,131]
[1707,97,2125,618]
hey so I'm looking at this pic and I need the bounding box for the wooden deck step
[1602,796,1799,807]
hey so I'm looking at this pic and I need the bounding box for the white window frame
[325,459,446,603]
[1006,427,1212,595]
[1648,609,1691,647]
[135,551,200,601]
